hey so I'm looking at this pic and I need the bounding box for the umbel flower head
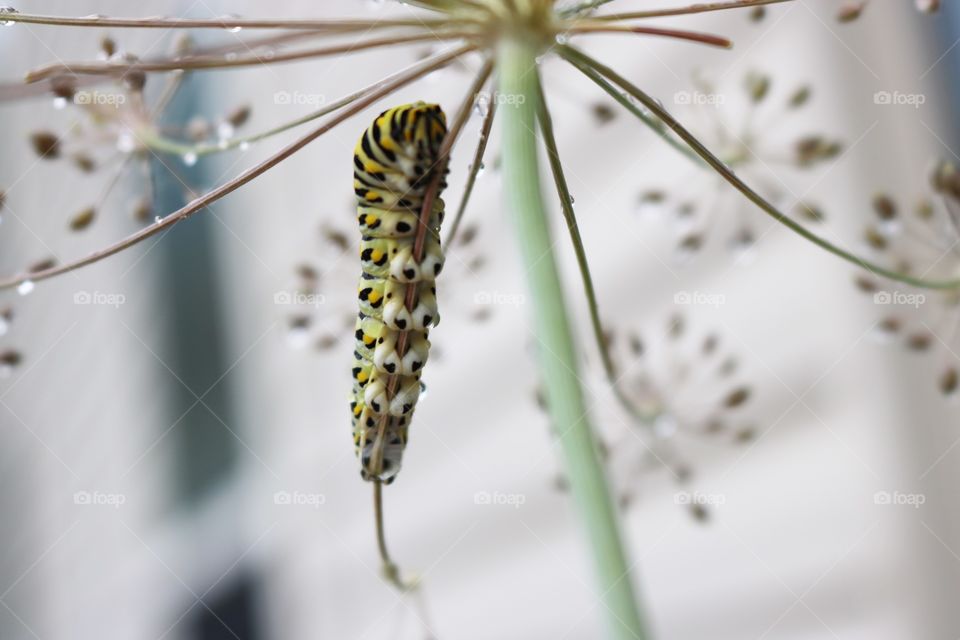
[855,160,960,396]
[547,314,757,522]
[636,67,840,263]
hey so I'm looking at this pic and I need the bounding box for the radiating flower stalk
[855,160,960,396]
[636,69,840,263]
[546,315,756,521]
[0,1,954,637]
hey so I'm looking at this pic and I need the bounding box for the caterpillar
[350,102,448,484]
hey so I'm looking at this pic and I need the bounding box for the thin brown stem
[373,481,407,590]
[0,45,474,291]
[444,96,497,247]
[569,24,732,48]
[595,0,795,21]
[1,12,450,30]
[370,59,494,475]
[368,62,493,589]
[534,70,655,427]
[26,33,472,82]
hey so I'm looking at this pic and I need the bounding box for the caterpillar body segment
[350,102,448,484]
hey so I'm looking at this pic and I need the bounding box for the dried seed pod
[225,104,252,129]
[132,198,152,222]
[788,85,812,109]
[907,333,932,351]
[72,153,96,173]
[0,350,22,367]
[50,76,76,101]
[321,226,350,252]
[940,368,958,395]
[69,207,96,231]
[796,201,825,223]
[29,258,56,273]
[873,194,897,221]
[591,103,616,125]
[100,35,117,58]
[458,225,478,247]
[745,71,771,103]
[723,387,751,409]
[29,131,61,159]
[837,2,866,22]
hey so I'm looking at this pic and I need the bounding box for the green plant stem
[534,76,657,427]
[560,45,960,292]
[498,37,651,640]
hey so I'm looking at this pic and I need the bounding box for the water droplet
[0,7,18,26]
[52,96,68,110]
[286,324,310,349]
[217,139,230,150]
[181,152,198,166]
[116,131,136,153]
[877,218,902,236]
[238,141,250,151]
[17,280,34,296]
[225,52,238,62]
[555,33,569,44]
[154,215,163,224]
[567,194,576,205]
[419,382,429,401]
[0,316,8,337]
[216,121,235,140]
[220,14,243,32]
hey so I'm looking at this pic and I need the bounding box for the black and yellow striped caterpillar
[350,103,448,484]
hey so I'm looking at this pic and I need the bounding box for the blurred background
[1,0,959,638]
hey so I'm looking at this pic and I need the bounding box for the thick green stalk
[498,37,651,640]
